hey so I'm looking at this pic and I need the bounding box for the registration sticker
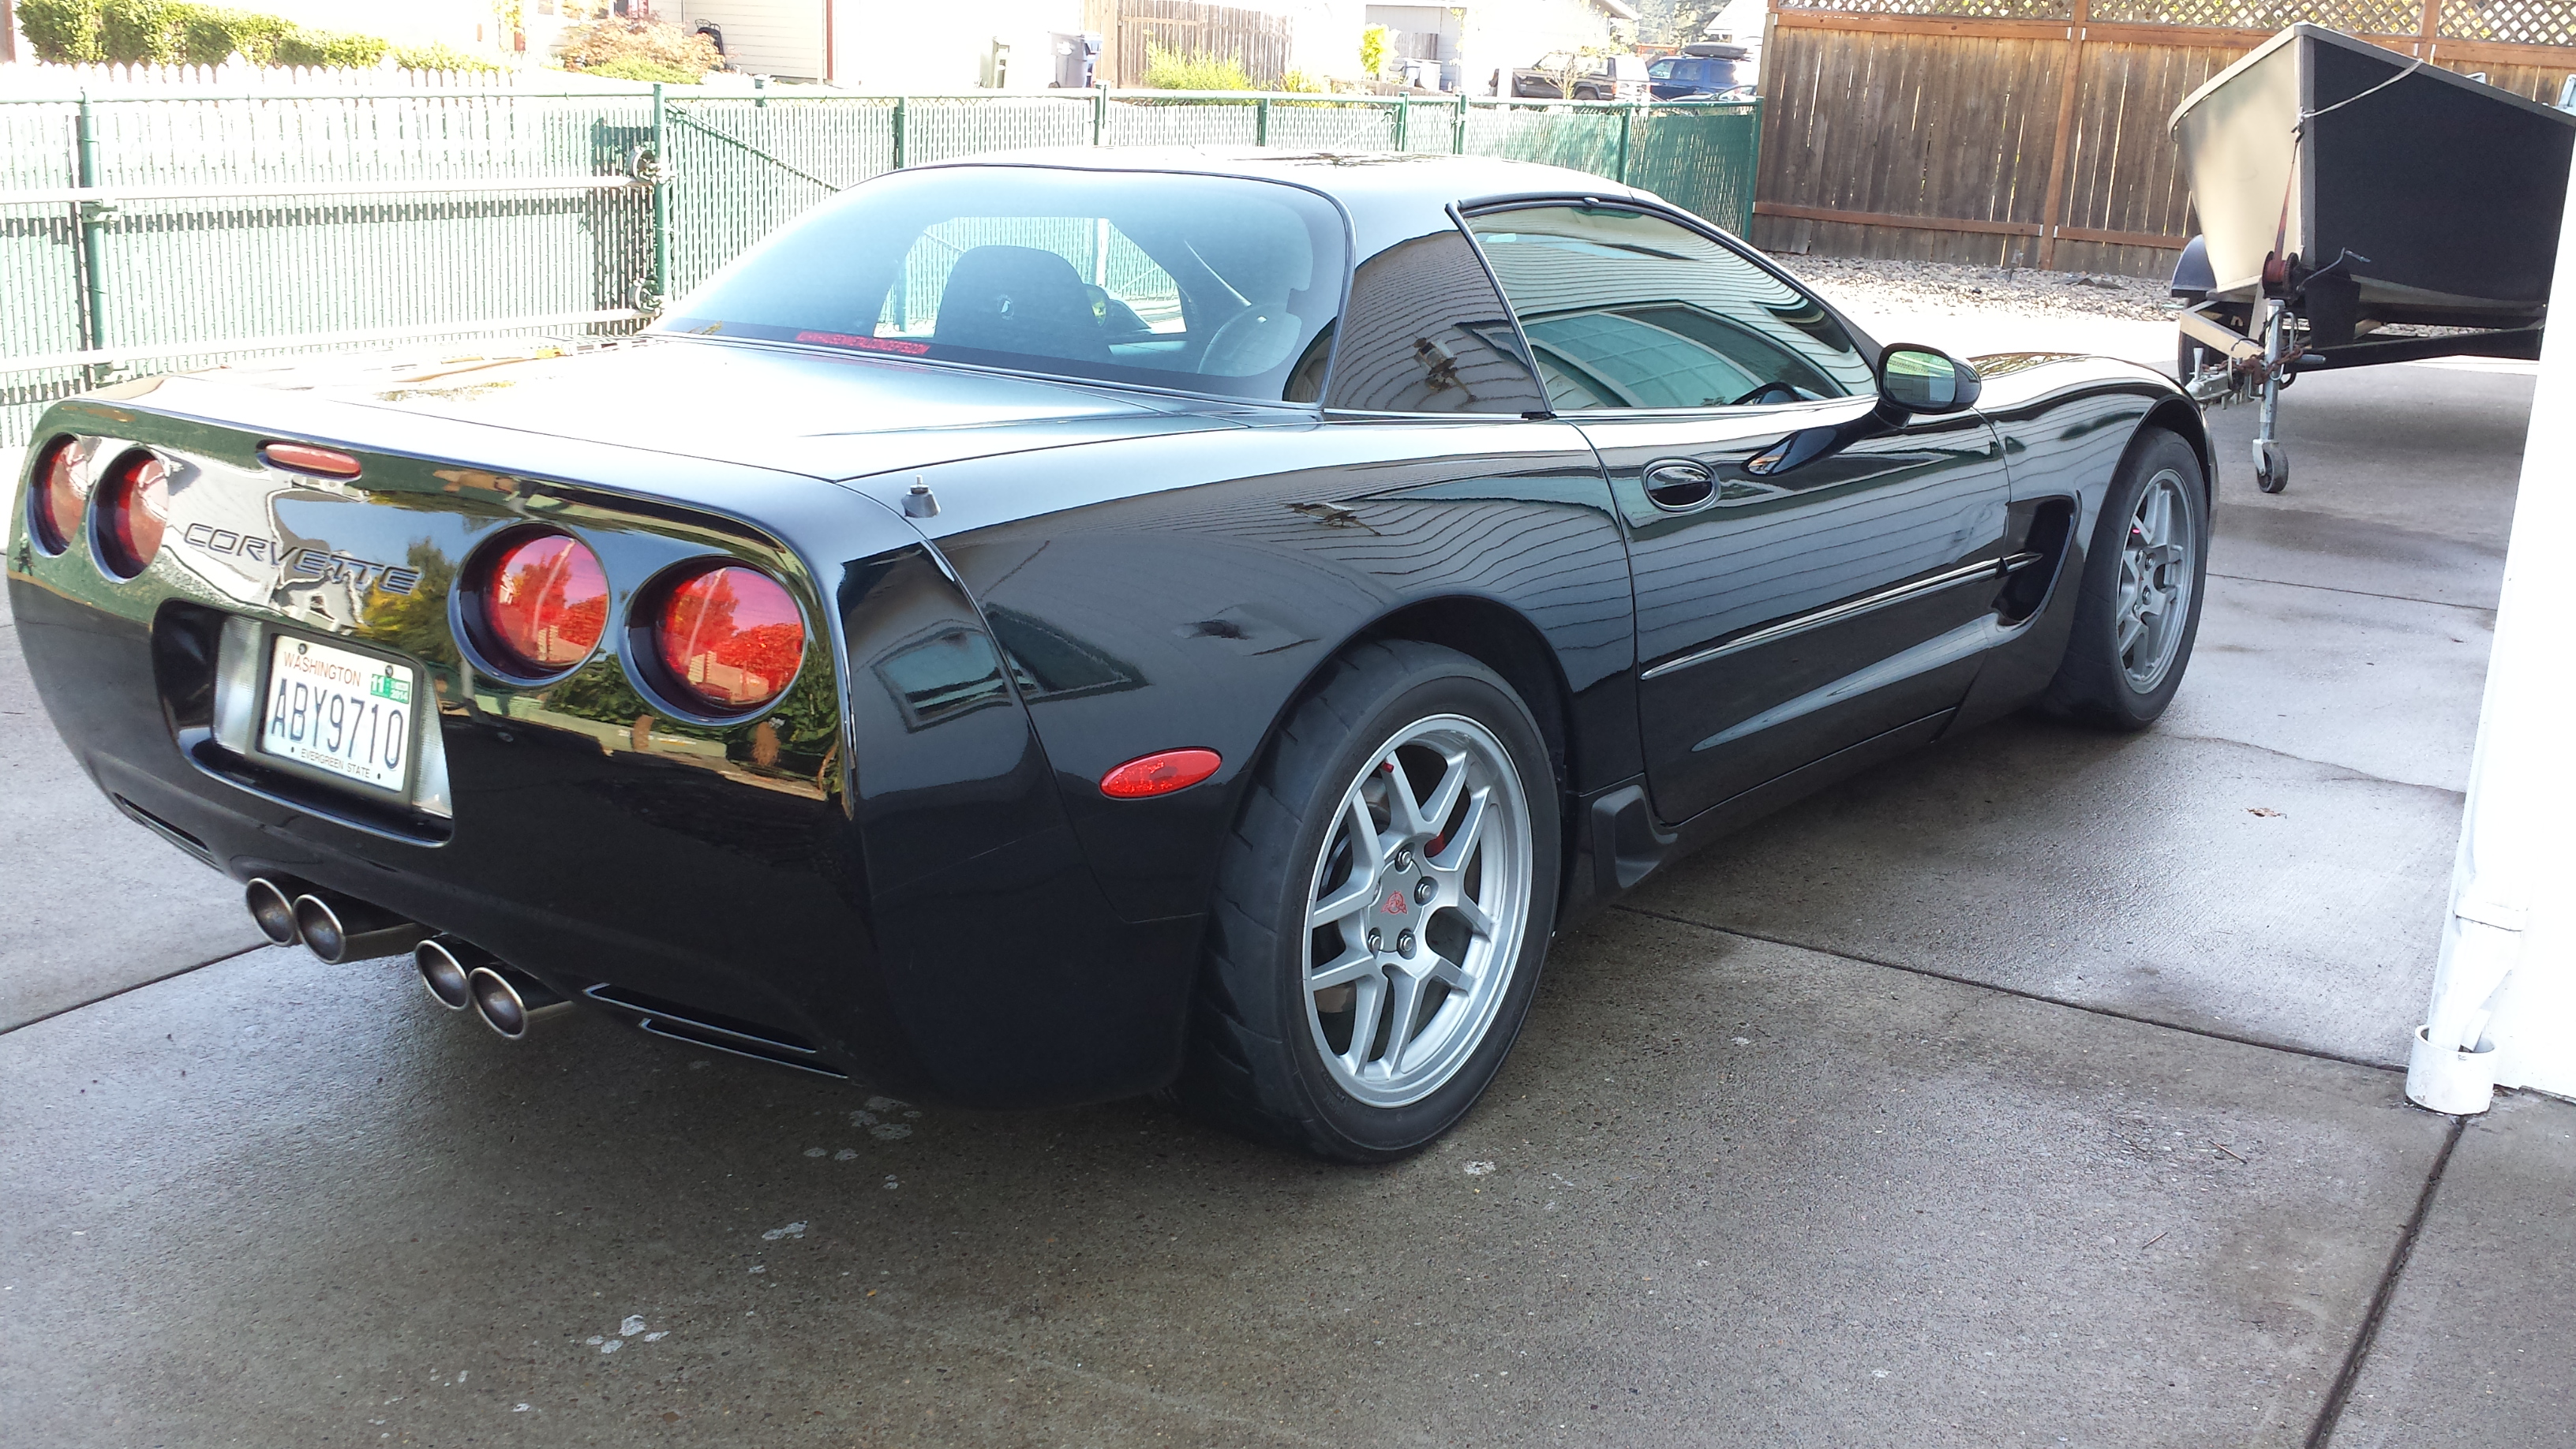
[258,635,414,793]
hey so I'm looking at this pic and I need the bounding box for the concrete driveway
[2,356,2567,1447]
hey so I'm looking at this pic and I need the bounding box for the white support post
[2406,152,2576,1114]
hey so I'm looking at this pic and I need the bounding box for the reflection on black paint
[871,624,1013,730]
[1960,352,2087,380]
[987,606,1142,702]
[1326,230,1548,415]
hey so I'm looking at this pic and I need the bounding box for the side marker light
[1099,748,1222,799]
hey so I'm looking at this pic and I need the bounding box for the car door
[1465,203,2012,824]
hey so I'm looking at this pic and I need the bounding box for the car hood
[166,335,1251,481]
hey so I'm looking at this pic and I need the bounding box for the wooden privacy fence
[1076,0,1301,87]
[1752,0,2576,276]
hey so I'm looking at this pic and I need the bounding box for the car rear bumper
[9,400,1200,1108]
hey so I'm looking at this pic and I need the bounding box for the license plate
[258,635,415,793]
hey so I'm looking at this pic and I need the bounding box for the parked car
[1649,43,1755,100]
[1507,51,1649,100]
[10,152,2211,1163]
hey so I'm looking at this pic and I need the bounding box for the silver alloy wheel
[1301,713,1533,1109]
[2117,467,2196,691]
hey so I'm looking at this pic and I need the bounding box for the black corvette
[9,151,2211,1160]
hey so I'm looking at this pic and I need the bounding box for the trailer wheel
[2253,439,2289,494]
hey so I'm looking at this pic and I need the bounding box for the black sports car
[9,151,2211,1161]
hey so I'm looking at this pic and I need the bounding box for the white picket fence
[0,62,665,97]
[0,61,817,98]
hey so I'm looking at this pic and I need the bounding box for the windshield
[659,167,1349,402]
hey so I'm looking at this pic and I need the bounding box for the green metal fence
[1,86,1759,445]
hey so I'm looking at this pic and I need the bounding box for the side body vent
[582,984,845,1077]
[1995,496,2078,624]
[111,793,218,867]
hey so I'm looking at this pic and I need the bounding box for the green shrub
[17,0,105,63]
[1140,40,1250,92]
[274,27,388,67]
[559,20,719,78]
[1360,24,1391,78]
[1275,69,1324,93]
[99,0,178,63]
[175,8,290,65]
[21,0,406,69]
[577,54,706,84]
[391,42,502,73]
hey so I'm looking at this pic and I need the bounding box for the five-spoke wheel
[1166,641,1559,1162]
[2115,467,2196,695]
[2043,427,2208,729]
[1301,716,1533,1108]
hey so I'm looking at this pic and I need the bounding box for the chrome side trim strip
[1640,552,2042,682]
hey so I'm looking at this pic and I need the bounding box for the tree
[1635,0,1719,47]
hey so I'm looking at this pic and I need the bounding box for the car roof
[911,148,1661,257]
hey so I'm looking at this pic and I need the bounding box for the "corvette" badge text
[179,523,422,595]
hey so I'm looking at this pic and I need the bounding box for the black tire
[1166,640,1561,1163]
[2040,427,2209,730]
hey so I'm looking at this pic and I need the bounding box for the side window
[1466,206,1876,410]
[1322,227,1547,414]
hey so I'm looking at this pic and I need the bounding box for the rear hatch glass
[660,167,1348,403]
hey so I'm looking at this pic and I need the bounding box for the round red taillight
[480,532,609,674]
[95,452,170,578]
[653,564,804,713]
[27,437,85,555]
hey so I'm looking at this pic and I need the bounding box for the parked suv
[1648,43,1754,100]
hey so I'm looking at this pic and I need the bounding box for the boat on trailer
[2166,23,2575,492]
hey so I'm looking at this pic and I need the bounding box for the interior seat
[932,245,1110,363]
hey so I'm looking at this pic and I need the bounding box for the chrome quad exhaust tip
[289,889,431,965]
[466,964,572,1041]
[244,878,304,946]
[414,938,495,1013]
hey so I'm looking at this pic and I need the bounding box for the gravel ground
[1769,253,2182,324]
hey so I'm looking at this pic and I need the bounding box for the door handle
[1642,459,1714,510]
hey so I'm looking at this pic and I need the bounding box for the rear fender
[899,419,1638,925]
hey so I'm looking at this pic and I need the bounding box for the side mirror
[1744,346,1984,480]
[1878,345,1982,415]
